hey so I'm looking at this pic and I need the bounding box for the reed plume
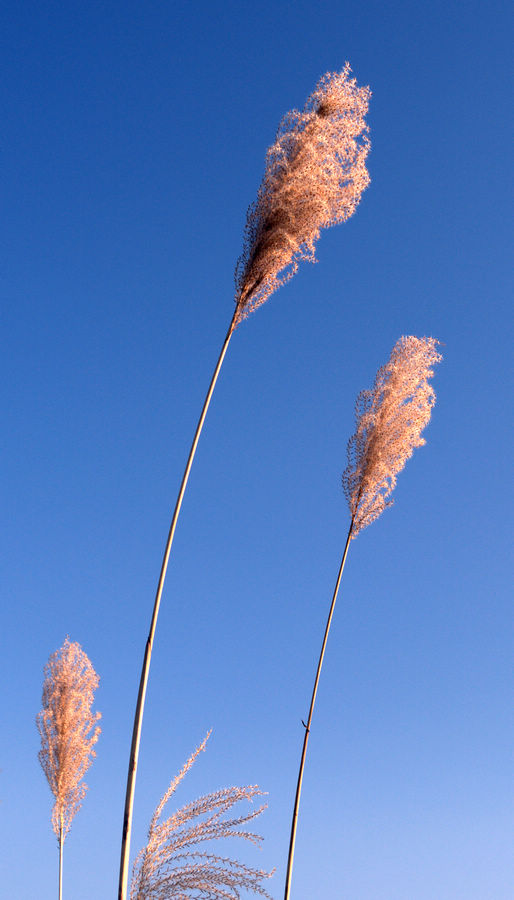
[343,336,442,536]
[130,733,273,900]
[235,63,371,321]
[284,336,441,900]
[119,64,371,900]
[37,637,101,900]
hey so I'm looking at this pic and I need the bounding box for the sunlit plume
[130,732,274,900]
[343,336,442,536]
[37,637,101,842]
[235,62,371,323]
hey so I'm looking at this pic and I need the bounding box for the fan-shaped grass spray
[130,733,273,900]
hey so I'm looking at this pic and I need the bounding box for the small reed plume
[130,732,273,900]
[37,637,101,900]
[235,62,371,321]
[343,335,442,535]
[119,63,371,900]
[284,336,441,900]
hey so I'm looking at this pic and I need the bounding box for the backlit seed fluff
[130,733,273,900]
[343,336,442,536]
[235,63,371,322]
[37,637,101,842]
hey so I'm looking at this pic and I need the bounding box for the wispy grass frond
[131,734,274,900]
[343,335,442,535]
[235,62,371,321]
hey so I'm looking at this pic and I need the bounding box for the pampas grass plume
[37,637,101,899]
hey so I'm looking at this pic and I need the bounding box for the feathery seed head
[234,63,371,323]
[36,637,101,843]
[343,336,442,537]
[131,733,274,900]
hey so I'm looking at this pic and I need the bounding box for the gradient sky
[2,2,512,898]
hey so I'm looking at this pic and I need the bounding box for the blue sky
[2,1,512,898]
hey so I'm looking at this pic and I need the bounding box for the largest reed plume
[119,64,371,900]
[235,62,370,320]
[37,637,101,900]
[130,733,273,900]
[284,336,442,900]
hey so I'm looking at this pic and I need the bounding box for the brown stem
[283,521,353,900]
[58,819,63,900]
[118,309,238,900]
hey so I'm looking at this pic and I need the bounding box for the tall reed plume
[37,637,101,900]
[119,64,371,900]
[130,733,273,900]
[235,63,370,321]
[284,336,441,900]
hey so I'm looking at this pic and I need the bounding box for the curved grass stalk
[118,309,238,900]
[283,523,353,900]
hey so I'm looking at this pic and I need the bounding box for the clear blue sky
[2,1,512,898]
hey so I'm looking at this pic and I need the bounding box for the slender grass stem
[283,522,353,900]
[58,821,63,900]
[118,309,238,900]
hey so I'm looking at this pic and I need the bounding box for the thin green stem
[118,309,238,900]
[283,521,353,900]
